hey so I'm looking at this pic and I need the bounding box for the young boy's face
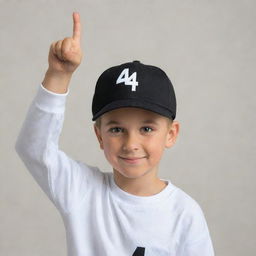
[94,107,179,181]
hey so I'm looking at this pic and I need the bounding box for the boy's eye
[109,127,123,133]
[142,127,153,132]
[109,127,153,133]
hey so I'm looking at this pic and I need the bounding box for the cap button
[133,60,140,63]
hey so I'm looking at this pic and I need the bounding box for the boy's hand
[47,12,83,75]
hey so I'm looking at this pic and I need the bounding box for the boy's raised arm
[42,12,83,93]
[15,12,90,214]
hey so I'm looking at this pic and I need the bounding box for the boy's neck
[113,170,167,197]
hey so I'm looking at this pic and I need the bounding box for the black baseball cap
[91,60,177,121]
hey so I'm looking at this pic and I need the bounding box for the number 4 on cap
[116,68,139,91]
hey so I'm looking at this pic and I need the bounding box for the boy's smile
[94,107,179,196]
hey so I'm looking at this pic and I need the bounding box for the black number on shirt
[132,247,145,256]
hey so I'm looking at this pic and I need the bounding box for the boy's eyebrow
[105,119,159,126]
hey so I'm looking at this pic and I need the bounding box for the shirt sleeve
[177,200,215,256]
[15,83,93,215]
[181,234,215,256]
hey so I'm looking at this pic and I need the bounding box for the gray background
[1,0,255,255]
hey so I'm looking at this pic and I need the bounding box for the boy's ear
[165,121,180,148]
[94,124,104,150]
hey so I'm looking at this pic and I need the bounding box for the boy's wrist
[42,69,73,94]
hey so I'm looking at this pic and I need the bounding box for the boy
[15,12,215,256]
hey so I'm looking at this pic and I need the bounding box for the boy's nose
[122,132,139,151]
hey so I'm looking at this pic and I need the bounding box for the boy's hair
[94,117,102,129]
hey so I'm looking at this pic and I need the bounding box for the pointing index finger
[72,12,81,42]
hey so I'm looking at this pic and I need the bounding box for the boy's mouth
[119,156,146,164]
[119,156,145,160]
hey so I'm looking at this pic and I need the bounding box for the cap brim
[92,99,174,121]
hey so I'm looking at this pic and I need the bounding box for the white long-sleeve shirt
[15,83,215,256]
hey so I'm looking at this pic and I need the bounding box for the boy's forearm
[42,69,72,94]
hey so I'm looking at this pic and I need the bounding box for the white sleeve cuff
[33,83,70,114]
